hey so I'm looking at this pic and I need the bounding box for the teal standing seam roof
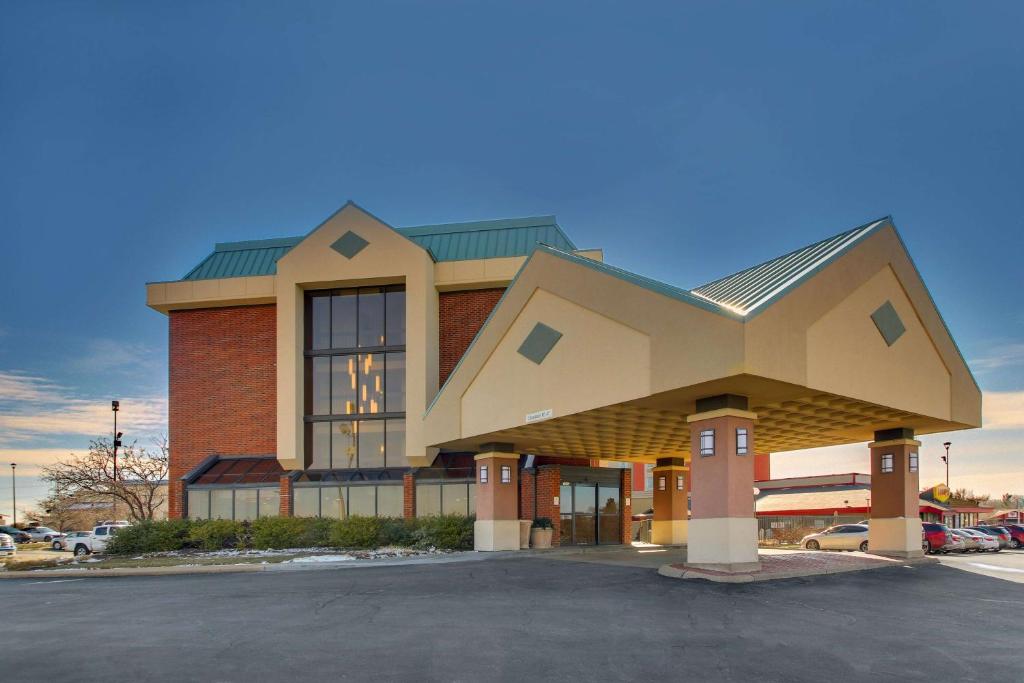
[690,218,888,315]
[180,216,574,280]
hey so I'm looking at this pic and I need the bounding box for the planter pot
[530,527,553,549]
[519,520,532,549]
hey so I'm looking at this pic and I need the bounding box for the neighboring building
[754,473,950,543]
[147,202,981,566]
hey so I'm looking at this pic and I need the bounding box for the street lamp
[9,463,15,527]
[941,441,951,488]
[111,400,122,481]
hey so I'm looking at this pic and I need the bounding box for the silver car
[54,531,91,551]
[801,524,870,552]
[0,533,15,557]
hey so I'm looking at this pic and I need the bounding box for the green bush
[188,519,245,551]
[249,517,310,550]
[412,515,475,550]
[377,517,417,547]
[328,516,383,549]
[531,517,553,529]
[106,519,192,554]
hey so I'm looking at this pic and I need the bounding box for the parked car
[1004,524,1024,549]
[970,526,1011,549]
[25,527,64,543]
[0,525,31,543]
[54,531,91,551]
[801,524,870,552]
[67,523,129,557]
[949,529,979,552]
[958,528,999,552]
[922,522,954,554]
[943,531,968,553]
[0,533,15,557]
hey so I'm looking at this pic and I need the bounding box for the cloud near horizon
[0,370,166,448]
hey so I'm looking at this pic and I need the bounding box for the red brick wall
[279,475,293,517]
[438,288,504,386]
[536,465,561,545]
[168,304,278,518]
[519,469,536,519]
[403,471,416,519]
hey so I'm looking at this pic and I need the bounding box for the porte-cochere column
[686,395,759,572]
[473,444,521,551]
[868,428,925,559]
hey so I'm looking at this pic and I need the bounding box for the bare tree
[42,437,169,522]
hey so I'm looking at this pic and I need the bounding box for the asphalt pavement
[2,554,1021,682]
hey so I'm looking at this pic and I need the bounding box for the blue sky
[1,2,1022,515]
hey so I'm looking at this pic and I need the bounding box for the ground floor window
[187,487,279,521]
[415,482,476,516]
[293,483,403,518]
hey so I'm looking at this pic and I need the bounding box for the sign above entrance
[526,408,553,424]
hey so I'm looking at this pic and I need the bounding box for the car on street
[957,528,999,552]
[0,533,15,557]
[970,526,1011,549]
[67,523,129,557]
[801,524,870,551]
[0,526,31,543]
[26,527,64,543]
[922,522,954,554]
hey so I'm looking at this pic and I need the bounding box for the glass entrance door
[559,480,621,545]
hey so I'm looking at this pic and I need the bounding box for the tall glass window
[305,286,406,468]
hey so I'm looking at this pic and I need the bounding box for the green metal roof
[690,218,889,315]
[180,215,575,280]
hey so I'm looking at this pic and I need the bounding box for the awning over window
[190,457,284,485]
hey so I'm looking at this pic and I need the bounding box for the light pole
[10,463,15,527]
[941,441,951,488]
[112,401,123,522]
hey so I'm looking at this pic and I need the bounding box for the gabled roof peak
[690,217,891,316]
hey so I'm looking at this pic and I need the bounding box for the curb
[658,555,938,583]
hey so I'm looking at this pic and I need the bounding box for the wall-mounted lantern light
[881,453,894,474]
[657,476,666,491]
[480,465,488,483]
[501,465,511,484]
[676,475,684,491]
[700,429,715,456]
[909,452,919,473]
[736,428,748,455]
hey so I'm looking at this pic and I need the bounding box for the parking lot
[2,552,1022,682]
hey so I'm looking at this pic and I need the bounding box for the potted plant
[530,517,554,549]
[519,519,532,549]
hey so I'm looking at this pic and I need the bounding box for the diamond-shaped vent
[517,323,563,364]
[331,231,369,259]
[871,300,906,347]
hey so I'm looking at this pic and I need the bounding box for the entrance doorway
[558,467,621,546]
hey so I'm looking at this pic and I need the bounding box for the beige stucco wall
[745,225,980,427]
[273,203,438,469]
[423,249,746,449]
[806,265,951,420]
[461,288,652,438]
[146,275,276,313]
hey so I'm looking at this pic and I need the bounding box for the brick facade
[438,288,505,386]
[168,304,278,518]
[519,468,536,520]
[536,465,561,545]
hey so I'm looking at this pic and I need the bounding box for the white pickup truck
[68,523,129,557]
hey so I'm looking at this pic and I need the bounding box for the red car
[922,522,954,554]
[1004,524,1024,549]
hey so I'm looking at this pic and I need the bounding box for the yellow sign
[933,484,951,503]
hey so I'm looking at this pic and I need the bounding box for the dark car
[970,526,1011,549]
[0,525,31,543]
[1005,524,1024,549]
[922,522,954,554]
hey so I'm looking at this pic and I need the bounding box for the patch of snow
[285,554,355,564]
